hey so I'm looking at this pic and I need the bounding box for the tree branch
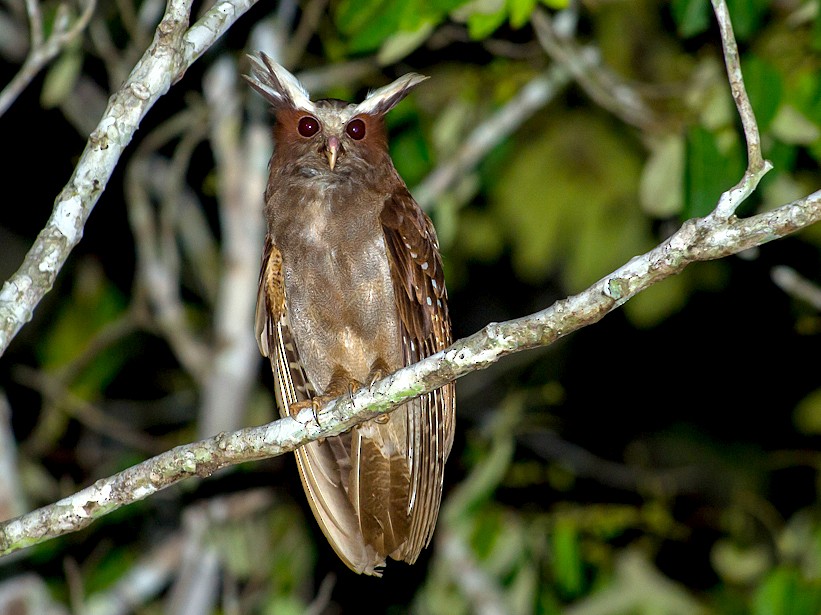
[709,0,772,218]
[0,0,260,357]
[414,61,576,210]
[0,0,97,118]
[1,0,818,561]
[1,186,819,557]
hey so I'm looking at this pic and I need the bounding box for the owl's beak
[325,136,340,171]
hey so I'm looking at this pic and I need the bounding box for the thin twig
[126,106,212,381]
[304,574,336,615]
[532,8,662,132]
[25,0,44,48]
[283,0,327,67]
[414,62,576,209]
[709,0,772,218]
[711,0,765,172]
[83,536,185,615]
[14,366,165,454]
[771,266,821,311]
[0,0,261,357]
[0,0,97,117]
[438,529,509,615]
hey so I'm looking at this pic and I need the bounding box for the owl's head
[245,53,427,176]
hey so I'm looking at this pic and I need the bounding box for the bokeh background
[1,0,821,613]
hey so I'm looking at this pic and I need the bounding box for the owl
[245,54,455,576]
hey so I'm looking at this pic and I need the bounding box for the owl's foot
[367,358,392,424]
[289,397,326,427]
[289,368,363,427]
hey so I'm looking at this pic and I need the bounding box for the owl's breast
[271,190,402,393]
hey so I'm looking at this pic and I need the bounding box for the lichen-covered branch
[0,0,260,357]
[1,0,818,561]
[1,187,819,558]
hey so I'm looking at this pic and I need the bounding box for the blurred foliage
[0,0,820,614]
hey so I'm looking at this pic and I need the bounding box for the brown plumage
[245,54,456,576]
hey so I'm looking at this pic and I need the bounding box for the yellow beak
[325,136,340,171]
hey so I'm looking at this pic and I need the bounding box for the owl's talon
[369,370,391,424]
[311,398,322,427]
[288,397,330,428]
[368,370,384,390]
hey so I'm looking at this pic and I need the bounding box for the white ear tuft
[354,73,429,116]
[244,53,315,113]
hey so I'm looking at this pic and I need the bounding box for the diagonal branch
[0,0,261,357]
[1,188,819,557]
[1,0,818,560]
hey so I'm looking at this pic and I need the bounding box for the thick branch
[1,189,818,557]
[0,0,260,357]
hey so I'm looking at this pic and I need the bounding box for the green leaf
[457,209,505,263]
[624,272,689,329]
[753,567,821,615]
[743,55,783,132]
[786,68,821,128]
[726,0,769,42]
[337,0,462,53]
[711,539,770,585]
[84,546,137,594]
[390,123,432,186]
[467,6,508,39]
[335,0,386,36]
[508,0,537,29]
[794,388,821,435]
[683,126,743,219]
[491,112,645,288]
[39,259,128,397]
[335,0,404,53]
[671,0,710,38]
[552,518,583,598]
[437,0,475,11]
[41,45,83,108]
[539,0,569,8]
[639,134,685,218]
[378,21,435,65]
[770,105,821,146]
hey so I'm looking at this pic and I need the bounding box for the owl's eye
[297,116,320,137]
[346,118,366,140]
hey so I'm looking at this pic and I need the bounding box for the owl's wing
[256,235,385,574]
[379,185,457,562]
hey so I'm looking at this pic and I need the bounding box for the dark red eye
[297,116,319,137]
[346,118,366,140]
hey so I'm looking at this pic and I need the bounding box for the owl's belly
[282,232,402,394]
